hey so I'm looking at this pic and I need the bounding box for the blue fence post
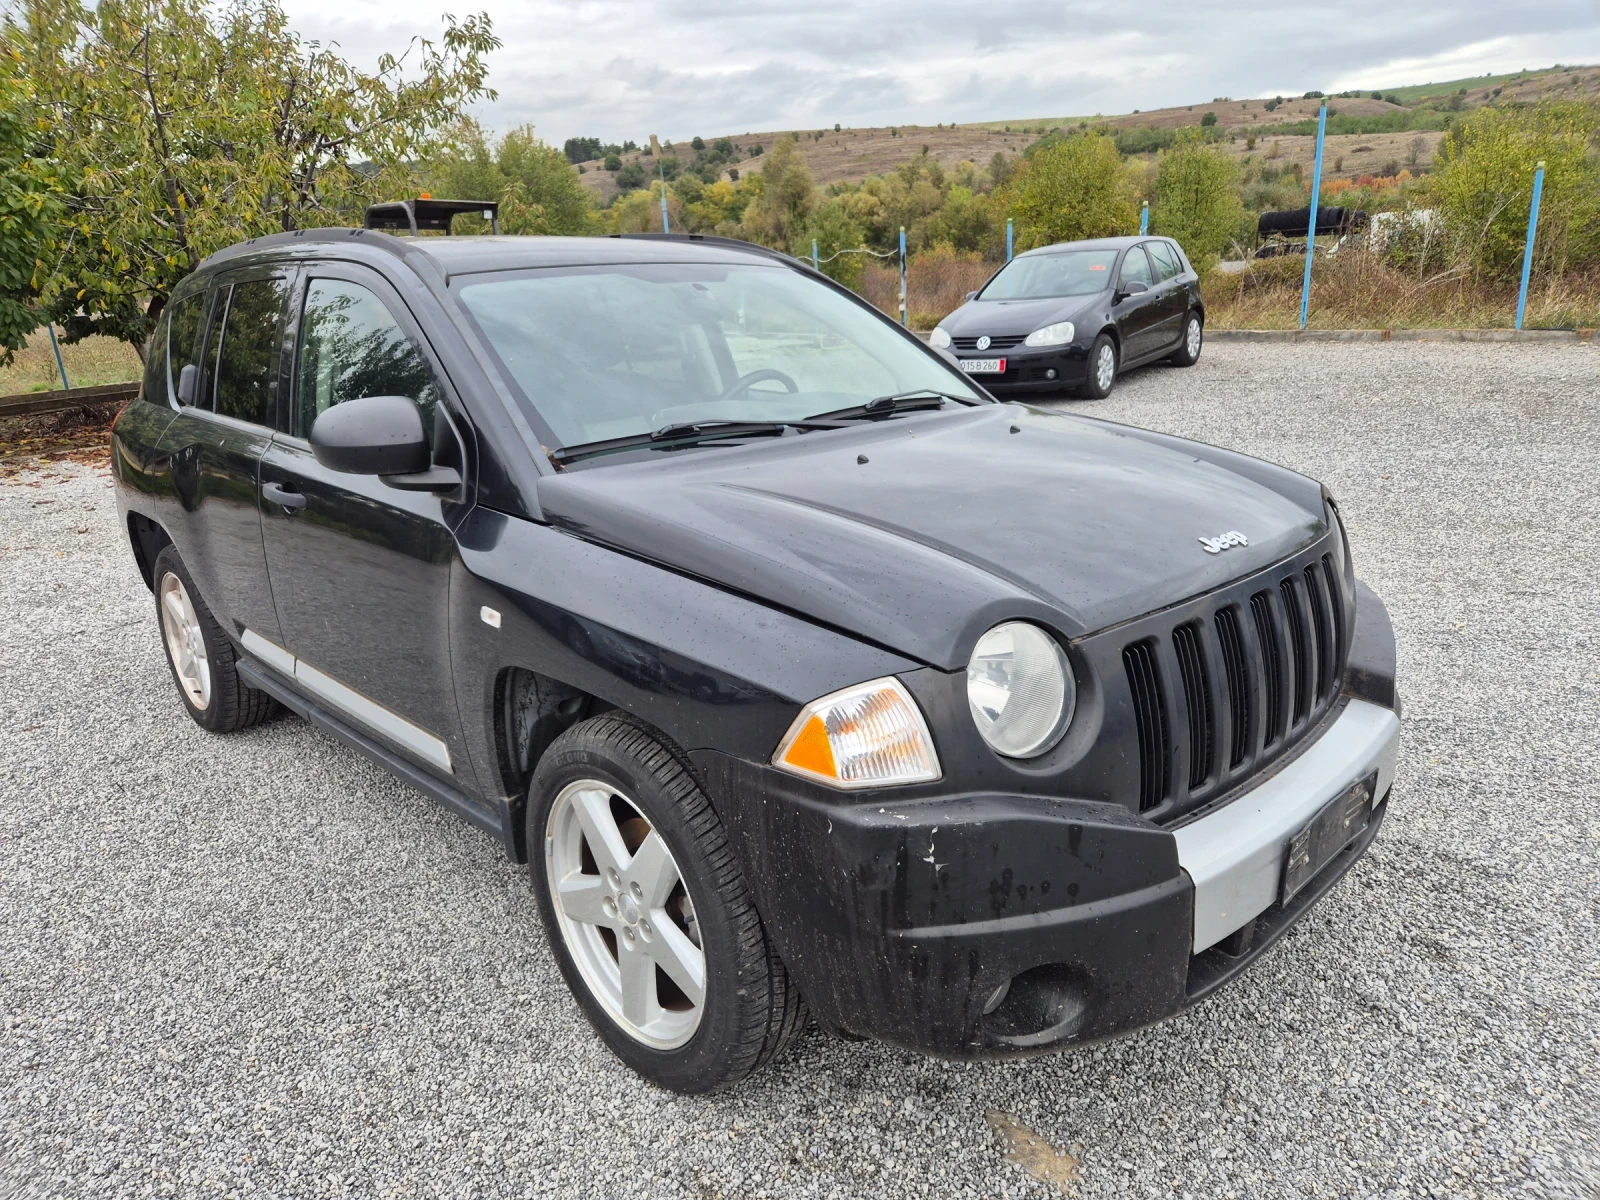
[812,239,819,271]
[1139,201,1149,235]
[1298,101,1328,330]
[46,323,70,391]
[658,161,670,233]
[1005,217,1014,262]
[899,226,908,328]
[1515,159,1546,331]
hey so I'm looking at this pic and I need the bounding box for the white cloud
[278,0,1600,144]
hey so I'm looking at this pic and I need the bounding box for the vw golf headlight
[967,622,1074,757]
[1024,321,1075,347]
[774,677,940,789]
[929,327,952,349]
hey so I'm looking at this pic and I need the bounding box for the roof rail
[366,198,500,236]
[608,231,808,270]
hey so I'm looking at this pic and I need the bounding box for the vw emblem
[976,335,992,351]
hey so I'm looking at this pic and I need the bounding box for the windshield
[979,250,1120,300]
[456,261,981,450]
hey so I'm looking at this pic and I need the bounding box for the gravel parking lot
[3,341,1597,1199]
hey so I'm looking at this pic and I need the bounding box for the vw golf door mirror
[309,394,432,476]
[1116,279,1149,301]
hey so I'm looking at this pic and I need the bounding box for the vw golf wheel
[151,545,277,733]
[529,713,807,1092]
[1170,311,1203,367]
[1080,334,1118,399]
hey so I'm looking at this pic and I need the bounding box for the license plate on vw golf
[1282,772,1377,902]
[959,357,1005,374]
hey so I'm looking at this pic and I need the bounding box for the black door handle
[261,481,307,511]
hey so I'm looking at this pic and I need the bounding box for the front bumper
[695,659,1401,1060]
[956,344,1091,393]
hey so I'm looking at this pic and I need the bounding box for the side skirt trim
[237,658,510,852]
[240,628,452,775]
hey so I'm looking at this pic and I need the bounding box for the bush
[604,153,622,171]
[562,136,602,164]
[1005,135,1137,249]
[1432,100,1600,280]
[1200,111,1217,127]
[691,135,705,151]
[1152,132,1246,271]
[615,162,645,190]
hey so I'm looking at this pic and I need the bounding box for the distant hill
[575,63,1599,203]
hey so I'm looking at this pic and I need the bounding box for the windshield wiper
[550,419,838,464]
[807,389,978,422]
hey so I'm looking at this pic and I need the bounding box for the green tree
[18,0,498,353]
[741,136,815,250]
[615,162,646,190]
[802,199,867,289]
[0,41,59,365]
[1151,130,1246,271]
[1432,100,1600,280]
[927,185,999,255]
[1004,135,1137,249]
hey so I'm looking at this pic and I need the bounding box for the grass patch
[1205,253,1600,330]
[0,328,142,398]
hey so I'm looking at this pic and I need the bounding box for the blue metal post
[812,239,819,271]
[898,227,908,327]
[46,323,70,391]
[1515,160,1546,331]
[1298,102,1328,330]
[1005,217,1014,262]
[1139,201,1149,235]
[658,160,670,233]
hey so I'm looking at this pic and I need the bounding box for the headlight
[773,677,940,789]
[929,327,952,349]
[967,622,1074,757]
[1024,321,1075,347]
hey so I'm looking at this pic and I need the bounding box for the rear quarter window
[165,290,210,406]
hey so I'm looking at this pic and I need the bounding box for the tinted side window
[1148,242,1181,281]
[296,279,438,436]
[213,278,287,425]
[1120,247,1155,288]
[166,291,209,406]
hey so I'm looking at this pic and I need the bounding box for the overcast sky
[281,0,1600,144]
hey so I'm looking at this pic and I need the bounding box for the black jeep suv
[932,235,1205,399]
[111,203,1400,1093]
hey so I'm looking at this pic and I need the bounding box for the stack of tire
[1255,206,1368,258]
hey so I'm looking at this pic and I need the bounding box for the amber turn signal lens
[772,678,940,789]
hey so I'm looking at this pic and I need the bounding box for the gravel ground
[2,341,1597,1199]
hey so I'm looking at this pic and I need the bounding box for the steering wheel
[720,368,799,402]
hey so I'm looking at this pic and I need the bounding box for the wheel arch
[126,512,172,592]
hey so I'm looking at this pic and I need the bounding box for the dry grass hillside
[579,63,1600,200]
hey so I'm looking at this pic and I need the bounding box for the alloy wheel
[159,571,211,710]
[1187,317,1202,359]
[545,778,706,1049]
[1096,344,1116,391]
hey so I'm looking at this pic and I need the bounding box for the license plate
[1282,772,1376,902]
[959,357,1005,374]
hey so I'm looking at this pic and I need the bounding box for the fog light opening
[1045,368,1058,380]
[980,963,1090,1049]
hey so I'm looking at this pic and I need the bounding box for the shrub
[1152,131,1246,271]
[1432,100,1600,280]
[691,135,705,151]
[615,162,645,190]
[1200,111,1217,127]
[604,153,622,171]
[1004,135,1137,249]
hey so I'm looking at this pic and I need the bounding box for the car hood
[938,294,1106,338]
[536,405,1330,670]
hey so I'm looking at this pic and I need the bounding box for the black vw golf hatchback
[932,235,1205,399]
[112,202,1400,1092]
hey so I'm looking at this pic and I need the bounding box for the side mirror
[965,291,979,302]
[177,363,201,406]
[1115,280,1149,300]
[309,394,431,476]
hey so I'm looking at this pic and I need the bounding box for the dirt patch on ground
[986,1110,1081,1193]
[0,402,118,480]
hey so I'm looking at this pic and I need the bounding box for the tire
[528,713,808,1093]
[1078,334,1118,399]
[1169,311,1203,367]
[151,545,279,733]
